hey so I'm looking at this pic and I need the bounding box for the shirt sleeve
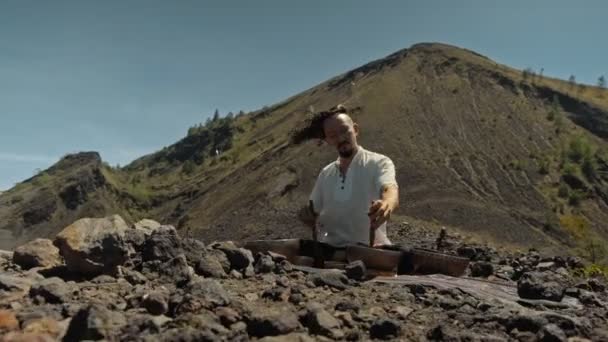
[375,156,398,194]
[309,172,323,214]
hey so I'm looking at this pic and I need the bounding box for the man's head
[322,113,359,158]
[290,104,360,158]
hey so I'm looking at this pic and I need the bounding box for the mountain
[2,42,608,258]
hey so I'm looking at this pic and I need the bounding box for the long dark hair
[290,104,349,144]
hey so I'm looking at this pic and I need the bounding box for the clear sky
[1,0,606,190]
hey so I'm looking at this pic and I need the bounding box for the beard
[337,142,354,158]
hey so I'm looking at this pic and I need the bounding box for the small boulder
[181,238,207,265]
[308,270,350,290]
[470,262,494,278]
[29,277,73,304]
[370,318,402,340]
[13,239,62,270]
[216,244,254,271]
[538,323,567,342]
[517,272,565,302]
[158,254,195,287]
[143,291,169,315]
[254,254,275,274]
[195,253,227,278]
[345,260,367,280]
[183,278,230,309]
[303,305,343,339]
[133,219,162,234]
[505,313,549,333]
[141,230,182,262]
[53,215,130,276]
[62,304,126,341]
[588,278,606,292]
[216,307,241,327]
[246,308,300,337]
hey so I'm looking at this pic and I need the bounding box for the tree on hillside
[569,75,576,87]
[599,75,606,89]
[213,109,220,121]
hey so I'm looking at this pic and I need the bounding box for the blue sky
[1,0,606,190]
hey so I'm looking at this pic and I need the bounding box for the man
[302,105,399,247]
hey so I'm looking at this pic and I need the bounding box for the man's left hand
[368,200,393,230]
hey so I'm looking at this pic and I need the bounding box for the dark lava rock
[181,237,207,265]
[196,253,227,278]
[456,245,491,261]
[518,272,565,302]
[158,326,220,342]
[457,246,478,259]
[158,254,194,287]
[29,277,73,304]
[254,254,275,274]
[335,301,360,313]
[184,278,230,308]
[345,260,366,280]
[303,305,343,339]
[427,324,458,341]
[588,278,606,292]
[121,268,148,285]
[122,229,148,256]
[538,323,567,342]
[63,304,126,341]
[566,256,584,269]
[246,309,300,337]
[578,290,603,307]
[308,270,349,290]
[470,262,494,277]
[505,314,549,333]
[142,230,182,262]
[277,260,293,273]
[208,248,231,273]
[218,246,254,271]
[216,306,241,327]
[262,286,290,302]
[267,251,287,263]
[289,293,304,304]
[143,291,169,315]
[370,318,401,340]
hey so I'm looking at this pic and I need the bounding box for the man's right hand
[298,204,317,228]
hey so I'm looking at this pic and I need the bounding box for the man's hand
[298,200,318,229]
[368,199,393,230]
[368,184,399,230]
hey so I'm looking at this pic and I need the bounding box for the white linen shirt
[309,147,398,246]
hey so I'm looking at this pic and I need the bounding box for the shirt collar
[333,145,364,169]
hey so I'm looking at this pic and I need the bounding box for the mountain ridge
[2,42,608,262]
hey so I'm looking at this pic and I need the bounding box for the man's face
[323,114,359,158]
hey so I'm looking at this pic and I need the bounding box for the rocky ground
[1,216,607,341]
